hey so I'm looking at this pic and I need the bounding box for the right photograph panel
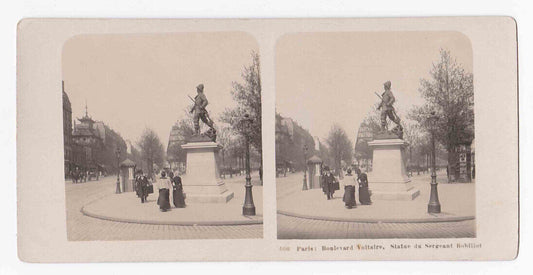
[275,32,476,239]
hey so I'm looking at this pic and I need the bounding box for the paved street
[278,214,475,239]
[66,175,262,241]
[277,171,476,239]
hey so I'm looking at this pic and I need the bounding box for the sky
[275,31,473,145]
[62,32,258,149]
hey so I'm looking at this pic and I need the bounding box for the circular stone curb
[81,205,263,226]
[277,210,475,224]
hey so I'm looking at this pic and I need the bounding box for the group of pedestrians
[134,170,187,212]
[70,168,87,183]
[321,166,372,209]
[155,171,187,212]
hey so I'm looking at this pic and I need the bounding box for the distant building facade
[62,81,73,177]
[354,122,374,172]
[71,105,104,173]
[275,113,316,172]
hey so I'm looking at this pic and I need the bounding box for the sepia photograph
[61,32,263,240]
[276,32,476,239]
[16,17,518,262]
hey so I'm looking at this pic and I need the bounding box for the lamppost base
[428,181,441,213]
[243,206,256,216]
[243,184,256,216]
[428,204,441,213]
[302,178,308,191]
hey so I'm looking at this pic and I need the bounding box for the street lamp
[302,144,308,190]
[427,112,441,213]
[115,147,121,194]
[241,114,256,216]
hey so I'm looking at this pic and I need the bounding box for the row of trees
[275,112,354,177]
[325,124,353,175]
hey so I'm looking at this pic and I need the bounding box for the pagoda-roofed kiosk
[307,155,323,189]
[119,158,136,192]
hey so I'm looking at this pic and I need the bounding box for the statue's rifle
[375,91,400,123]
[187,94,214,125]
[375,91,397,112]
[374,92,384,110]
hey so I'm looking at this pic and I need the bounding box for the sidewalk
[277,171,475,223]
[82,175,263,226]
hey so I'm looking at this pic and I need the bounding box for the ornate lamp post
[302,144,308,190]
[427,112,441,213]
[115,147,121,194]
[242,114,256,216]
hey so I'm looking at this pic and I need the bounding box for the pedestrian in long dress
[171,170,186,208]
[342,170,357,209]
[357,172,372,205]
[156,171,173,212]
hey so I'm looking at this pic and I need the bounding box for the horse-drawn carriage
[70,164,104,183]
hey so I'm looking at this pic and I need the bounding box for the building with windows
[72,104,104,173]
[62,81,73,178]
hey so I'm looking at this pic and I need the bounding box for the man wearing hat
[378,81,402,132]
[190,84,215,135]
[134,169,149,203]
[321,166,337,200]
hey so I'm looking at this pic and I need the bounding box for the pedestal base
[185,191,234,203]
[368,138,420,201]
[181,141,234,203]
[370,188,420,200]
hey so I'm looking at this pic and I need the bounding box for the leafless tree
[138,128,164,178]
[326,124,353,177]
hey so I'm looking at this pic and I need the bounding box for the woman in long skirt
[342,171,357,209]
[157,171,172,212]
[172,171,186,208]
[357,172,372,205]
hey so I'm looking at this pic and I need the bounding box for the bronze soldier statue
[190,84,216,136]
[377,81,403,136]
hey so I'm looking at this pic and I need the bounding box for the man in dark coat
[321,166,337,200]
[135,170,149,203]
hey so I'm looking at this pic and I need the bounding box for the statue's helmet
[384,81,391,89]
[196,84,204,92]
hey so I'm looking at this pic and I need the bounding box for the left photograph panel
[61,32,263,240]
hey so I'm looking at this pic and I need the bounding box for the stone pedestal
[181,141,234,203]
[368,139,420,200]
